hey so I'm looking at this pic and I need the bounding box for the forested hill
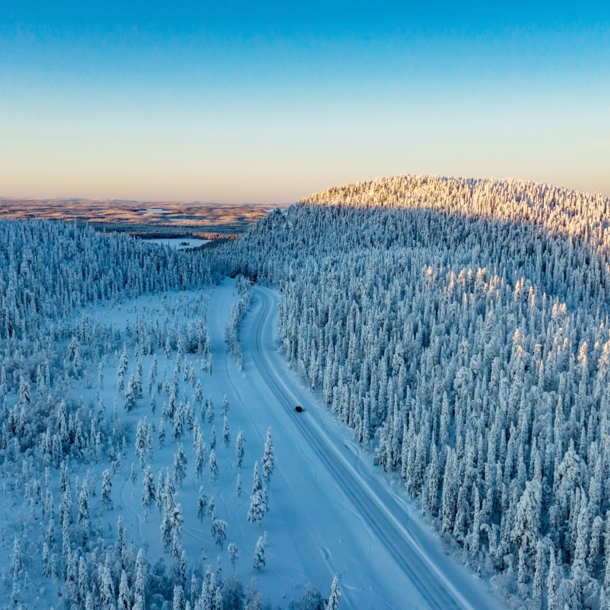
[225,176,610,609]
[301,175,610,251]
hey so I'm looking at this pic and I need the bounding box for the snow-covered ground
[235,284,501,610]
[0,278,503,608]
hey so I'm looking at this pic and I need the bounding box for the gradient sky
[1,1,609,202]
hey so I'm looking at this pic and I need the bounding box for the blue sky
[1,1,609,202]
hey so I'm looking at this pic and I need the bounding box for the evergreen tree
[326,576,341,610]
[117,569,131,610]
[236,430,246,468]
[209,450,219,484]
[223,416,231,448]
[142,466,156,519]
[102,469,113,509]
[261,428,274,482]
[252,534,266,571]
[228,543,239,574]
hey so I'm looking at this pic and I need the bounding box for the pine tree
[102,469,113,509]
[174,444,188,487]
[547,549,560,610]
[11,536,22,581]
[223,416,230,448]
[245,579,262,610]
[142,466,156,519]
[236,429,245,468]
[133,549,146,610]
[195,435,207,480]
[161,509,173,553]
[173,584,185,610]
[228,543,239,574]
[159,417,166,448]
[125,374,137,411]
[148,354,157,395]
[117,569,131,610]
[98,564,116,610]
[261,428,274,482]
[209,450,219,484]
[533,539,545,608]
[42,541,51,577]
[326,576,341,610]
[252,534,266,571]
[212,519,227,549]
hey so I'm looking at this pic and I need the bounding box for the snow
[140,237,209,249]
[0,275,500,608]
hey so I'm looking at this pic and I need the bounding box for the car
[295,405,303,413]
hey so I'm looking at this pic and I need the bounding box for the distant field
[0,198,285,239]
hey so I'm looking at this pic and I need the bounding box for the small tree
[212,519,227,549]
[142,466,156,519]
[235,430,246,468]
[228,543,239,574]
[223,416,231,448]
[125,374,138,411]
[173,444,188,487]
[102,469,113,509]
[209,450,219,484]
[261,428,274,482]
[252,534,266,571]
[326,576,341,610]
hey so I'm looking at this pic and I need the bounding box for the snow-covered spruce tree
[325,576,341,610]
[228,543,239,574]
[173,443,188,487]
[209,449,219,484]
[261,427,274,482]
[248,462,268,527]
[142,465,156,519]
[223,415,231,448]
[101,469,113,509]
[252,534,267,572]
[235,429,246,468]
[225,275,252,370]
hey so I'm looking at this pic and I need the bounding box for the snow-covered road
[212,281,503,609]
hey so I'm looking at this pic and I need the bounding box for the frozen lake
[141,237,209,249]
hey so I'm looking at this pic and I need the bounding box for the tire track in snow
[249,286,497,610]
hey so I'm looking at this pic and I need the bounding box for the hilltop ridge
[301,175,610,249]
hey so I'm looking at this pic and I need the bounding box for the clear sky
[1,1,609,202]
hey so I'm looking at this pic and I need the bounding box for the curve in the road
[248,286,497,610]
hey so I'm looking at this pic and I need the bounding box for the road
[245,285,500,610]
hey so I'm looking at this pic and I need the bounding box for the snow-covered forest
[0,221,338,610]
[225,175,610,609]
[4,173,610,609]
